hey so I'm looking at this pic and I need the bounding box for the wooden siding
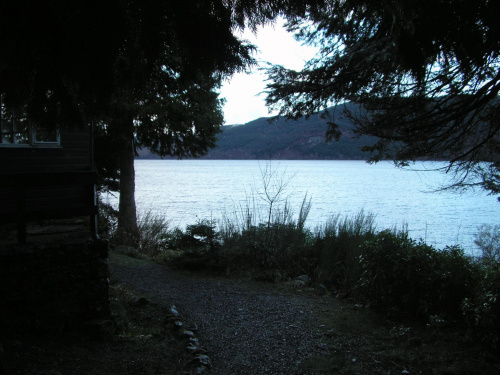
[0,172,97,215]
[0,127,91,174]
[0,125,96,243]
[0,171,98,243]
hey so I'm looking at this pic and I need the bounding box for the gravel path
[110,255,336,375]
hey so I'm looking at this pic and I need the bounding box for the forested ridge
[136,104,376,160]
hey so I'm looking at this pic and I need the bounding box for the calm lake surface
[105,159,500,254]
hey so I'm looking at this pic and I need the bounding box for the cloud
[220,19,318,125]
[220,70,271,125]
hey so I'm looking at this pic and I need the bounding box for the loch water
[104,159,500,254]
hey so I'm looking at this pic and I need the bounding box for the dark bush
[463,264,500,353]
[173,219,221,266]
[220,221,316,278]
[357,230,480,320]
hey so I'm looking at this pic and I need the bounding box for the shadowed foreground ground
[1,252,497,374]
[109,253,497,375]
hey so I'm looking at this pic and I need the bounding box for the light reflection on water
[103,159,500,254]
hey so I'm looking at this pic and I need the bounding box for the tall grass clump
[313,210,377,295]
[218,194,314,278]
[98,198,178,258]
[136,210,172,256]
[212,162,315,278]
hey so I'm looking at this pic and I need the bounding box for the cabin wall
[0,182,92,219]
[0,127,92,174]
[0,126,95,227]
[0,125,108,331]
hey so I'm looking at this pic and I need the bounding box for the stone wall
[0,239,109,332]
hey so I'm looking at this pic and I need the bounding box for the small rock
[293,280,306,287]
[170,305,180,316]
[185,343,200,353]
[192,354,211,368]
[188,338,200,347]
[401,371,410,374]
[186,343,207,354]
[295,275,311,285]
[173,320,184,328]
[182,330,195,338]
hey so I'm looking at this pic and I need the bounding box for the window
[0,95,60,147]
[32,128,60,145]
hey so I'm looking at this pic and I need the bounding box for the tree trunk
[116,116,139,246]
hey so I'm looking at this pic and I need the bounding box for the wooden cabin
[0,99,98,244]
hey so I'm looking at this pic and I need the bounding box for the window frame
[0,95,61,148]
[32,129,61,147]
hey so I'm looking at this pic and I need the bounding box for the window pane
[0,117,30,144]
[33,129,59,143]
[13,132,30,144]
[0,94,59,146]
[1,121,9,132]
[1,133,12,144]
[1,118,13,144]
[13,118,28,132]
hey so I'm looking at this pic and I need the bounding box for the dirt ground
[1,284,192,374]
[1,252,499,375]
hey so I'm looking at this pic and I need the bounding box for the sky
[219,19,318,125]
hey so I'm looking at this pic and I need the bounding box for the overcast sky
[219,19,318,125]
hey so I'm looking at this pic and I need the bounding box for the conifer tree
[263,0,500,197]
[0,0,256,243]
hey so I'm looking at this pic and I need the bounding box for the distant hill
[136,104,376,160]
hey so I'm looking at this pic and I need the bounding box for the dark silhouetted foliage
[264,0,500,197]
